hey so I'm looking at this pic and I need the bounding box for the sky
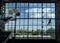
[5,3,55,31]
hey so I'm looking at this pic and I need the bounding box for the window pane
[5,3,55,39]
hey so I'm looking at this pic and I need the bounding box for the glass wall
[5,3,55,39]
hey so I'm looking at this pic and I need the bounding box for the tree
[46,28,55,34]
[32,29,44,35]
[32,29,40,35]
[46,28,55,39]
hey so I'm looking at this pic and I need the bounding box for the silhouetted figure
[0,17,12,23]
[47,18,51,25]
[16,12,20,16]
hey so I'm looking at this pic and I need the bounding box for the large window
[5,3,55,39]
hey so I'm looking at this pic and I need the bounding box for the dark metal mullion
[20,3,22,38]
[32,17,33,39]
[5,6,43,8]
[42,3,43,40]
[37,3,38,39]
[55,3,56,40]
[11,3,13,33]
[19,3,21,39]
[15,18,55,19]
[50,3,52,39]
[46,3,47,39]
[19,19,21,39]
[32,3,34,39]
[49,3,52,39]
[14,3,17,38]
[27,2,29,39]
[6,4,54,8]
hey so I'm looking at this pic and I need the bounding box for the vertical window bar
[42,3,43,40]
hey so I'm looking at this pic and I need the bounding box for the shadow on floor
[6,38,58,43]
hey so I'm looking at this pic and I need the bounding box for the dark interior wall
[4,0,58,3]
[0,0,60,42]
[0,0,5,32]
[56,1,60,42]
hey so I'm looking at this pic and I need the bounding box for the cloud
[48,13,55,18]
[25,8,55,18]
[25,8,51,13]
[25,8,42,18]
[30,13,41,18]
[43,8,51,12]
[25,8,42,12]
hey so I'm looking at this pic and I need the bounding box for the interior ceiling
[3,0,59,3]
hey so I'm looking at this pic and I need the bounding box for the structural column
[0,0,5,32]
[56,1,60,42]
